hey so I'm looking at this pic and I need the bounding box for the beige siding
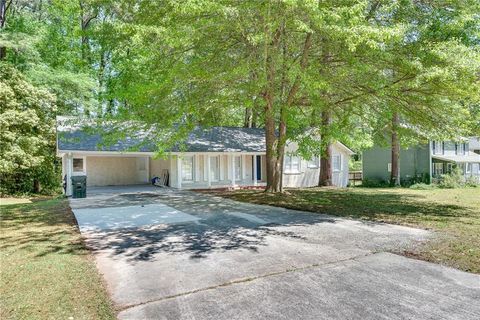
[86,156,142,187]
[149,157,170,180]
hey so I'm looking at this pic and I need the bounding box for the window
[466,163,472,174]
[333,154,342,172]
[307,156,319,168]
[433,163,443,176]
[433,141,443,155]
[456,143,465,155]
[446,163,453,174]
[210,156,220,181]
[73,158,84,172]
[387,163,392,172]
[181,156,194,181]
[284,155,301,173]
[234,156,242,180]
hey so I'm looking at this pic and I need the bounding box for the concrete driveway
[70,186,480,320]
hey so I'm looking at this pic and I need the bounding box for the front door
[256,155,262,181]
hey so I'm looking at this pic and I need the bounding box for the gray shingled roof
[57,118,266,153]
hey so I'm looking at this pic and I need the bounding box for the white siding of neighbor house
[470,163,480,177]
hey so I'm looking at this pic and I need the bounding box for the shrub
[465,176,480,188]
[439,167,463,189]
[361,178,389,188]
[410,183,436,190]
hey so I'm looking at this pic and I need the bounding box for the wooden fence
[349,171,363,186]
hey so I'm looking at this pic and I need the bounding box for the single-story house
[57,117,354,196]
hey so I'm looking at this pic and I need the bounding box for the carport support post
[66,153,73,196]
[207,155,211,188]
[231,154,236,187]
[177,156,182,189]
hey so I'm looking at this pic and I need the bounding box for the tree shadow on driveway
[80,190,339,261]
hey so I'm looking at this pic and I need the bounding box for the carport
[59,152,171,196]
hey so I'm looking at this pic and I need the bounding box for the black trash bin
[71,176,87,198]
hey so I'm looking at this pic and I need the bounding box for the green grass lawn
[213,187,480,274]
[0,197,115,320]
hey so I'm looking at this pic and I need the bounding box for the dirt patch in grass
[0,197,115,320]
[210,187,480,274]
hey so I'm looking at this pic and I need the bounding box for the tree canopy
[0,0,479,193]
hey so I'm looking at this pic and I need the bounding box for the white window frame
[456,143,465,155]
[72,157,86,175]
[387,163,392,172]
[466,163,472,174]
[284,155,301,174]
[446,163,454,173]
[307,156,320,169]
[181,155,194,182]
[433,162,443,176]
[332,154,342,172]
[433,141,444,155]
[234,155,242,180]
[210,156,220,182]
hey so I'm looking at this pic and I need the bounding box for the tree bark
[263,15,282,192]
[244,107,253,128]
[79,0,97,66]
[319,109,333,186]
[262,12,312,192]
[0,0,11,60]
[390,111,401,186]
[33,179,41,193]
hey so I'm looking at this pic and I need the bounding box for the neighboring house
[469,137,480,155]
[363,139,480,183]
[57,117,354,196]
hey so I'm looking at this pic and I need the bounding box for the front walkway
[69,186,480,320]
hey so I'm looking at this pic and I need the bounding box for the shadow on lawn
[0,198,87,257]
[218,188,475,220]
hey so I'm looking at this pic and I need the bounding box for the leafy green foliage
[1,0,479,194]
[0,63,59,194]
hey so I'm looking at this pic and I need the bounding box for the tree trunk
[319,109,333,186]
[244,107,253,128]
[263,16,282,192]
[390,112,401,186]
[264,87,280,192]
[262,17,311,192]
[33,179,40,193]
[0,0,9,60]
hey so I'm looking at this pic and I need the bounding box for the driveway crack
[117,252,373,312]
